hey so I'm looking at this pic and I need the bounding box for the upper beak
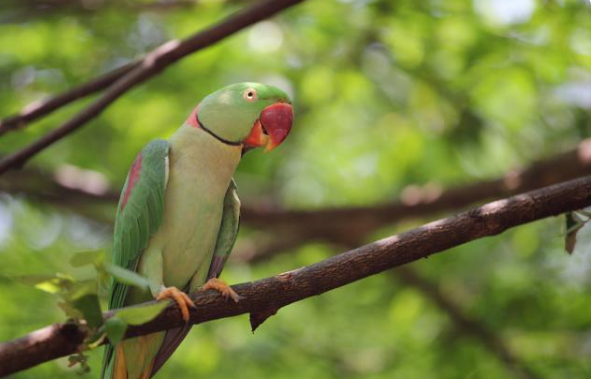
[243,102,293,152]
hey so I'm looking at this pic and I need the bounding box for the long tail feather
[114,345,128,379]
[150,325,192,377]
[140,360,155,379]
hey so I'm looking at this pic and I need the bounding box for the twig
[0,174,590,377]
[0,0,305,175]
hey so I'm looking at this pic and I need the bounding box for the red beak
[244,103,293,152]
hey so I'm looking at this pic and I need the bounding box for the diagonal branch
[0,174,590,377]
[0,0,305,175]
[0,63,138,137]
[0,1,201,134]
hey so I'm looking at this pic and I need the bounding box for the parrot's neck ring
[197,117,242,147]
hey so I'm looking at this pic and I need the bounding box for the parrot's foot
[200,278,241,303]
[156,286,195,322]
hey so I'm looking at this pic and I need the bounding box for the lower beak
[243,103,294,152]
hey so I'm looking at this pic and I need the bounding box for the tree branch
[0,0,305,175]
[1,174,590,377]
[0,63,138,137]
[242,140,591,244]
[0,1,204,133]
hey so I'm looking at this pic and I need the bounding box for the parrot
[101,82,293,379]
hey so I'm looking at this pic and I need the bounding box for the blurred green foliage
[0,0,590,378]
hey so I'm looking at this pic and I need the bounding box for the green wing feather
[108,139,169,309]
[206,178,241,280]
[102,139,169,379]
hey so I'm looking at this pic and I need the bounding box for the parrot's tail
[113,345,128,379]
[150,324,192,376]
[105,335,161,379]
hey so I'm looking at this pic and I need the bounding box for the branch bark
[0,174,589,377]
[0,0,305,175]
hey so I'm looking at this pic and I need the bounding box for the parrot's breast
[146,125,241,290]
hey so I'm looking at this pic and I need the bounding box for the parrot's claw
[156,286,195,322]
[200,278,241,303]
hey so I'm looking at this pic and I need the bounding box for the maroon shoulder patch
[121,153,142,211]
[186,104,200,128]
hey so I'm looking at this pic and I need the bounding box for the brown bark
[0,0,305,175]
[0,174,589,377]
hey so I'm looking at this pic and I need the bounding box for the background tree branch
[395,268,543,379]
[333,236,544,379]
[0,0,305,175]
[1,174,589,377]
[0,63,137,137]
[1,0,200,24]
[3,139,591,240]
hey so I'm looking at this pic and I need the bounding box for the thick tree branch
[0,175,590,377]
[0,0,305,175]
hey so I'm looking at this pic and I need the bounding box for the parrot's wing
[102,139,169,379]
[207,178,241,279]
[150,179,240,376]
[108,138,170,310]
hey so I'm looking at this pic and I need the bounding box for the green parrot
[102,82,293,379]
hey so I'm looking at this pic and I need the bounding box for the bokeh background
[0,0,590,378]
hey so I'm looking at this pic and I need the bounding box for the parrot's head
[189,82,293,152]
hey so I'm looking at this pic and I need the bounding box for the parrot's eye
[243,88,257,101]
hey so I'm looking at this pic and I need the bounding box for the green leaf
[67,279,97,300]
[116,301,169,326]
[34,275,74,294]
[105,317,127,346]
[69,250,104,268]
[71,294,103,329]
[6,274,58,286]
[67,352,90,374]
[57,301,83,320]
[104,263,151,291]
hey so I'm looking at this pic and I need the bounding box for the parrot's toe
[200,278,241,303]
[156,286,195,322]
